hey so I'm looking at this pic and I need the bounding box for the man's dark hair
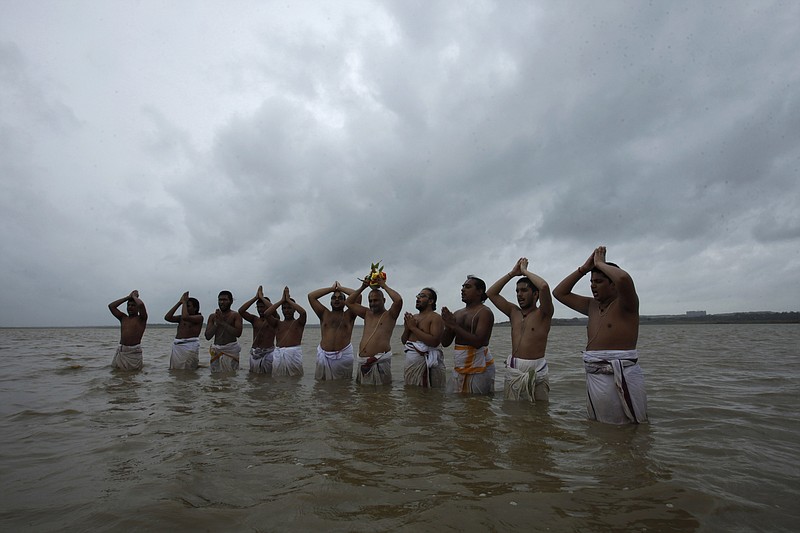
[218,290,233,300]
[591,262,620,280]
[516,277,538,292]
[467,276,488,302]
[423,287,438,310]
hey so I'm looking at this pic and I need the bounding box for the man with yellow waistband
[442,276,495,394]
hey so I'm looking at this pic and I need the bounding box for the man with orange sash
[442,276,495,394]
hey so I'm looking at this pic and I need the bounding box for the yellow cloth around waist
[453,345,492,374]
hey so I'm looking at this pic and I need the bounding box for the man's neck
[596,295,617,311]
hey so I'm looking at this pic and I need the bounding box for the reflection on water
[0,324,797,531]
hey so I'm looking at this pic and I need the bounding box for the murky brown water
[1,324,797,531]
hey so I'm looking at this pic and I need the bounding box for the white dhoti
[210,342,241,373]
[504,355,549,402]
[170,337,199,370]
[315,343,355,381]
[112,344,143,371]
[403,341,446,388]
[273,346,304,377]
[446,345,495,395]
[583,350,648,424]
[249,346,275,375]
[357,351,393,385]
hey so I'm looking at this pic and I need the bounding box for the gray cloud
[0,1,798,326]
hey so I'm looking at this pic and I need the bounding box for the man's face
[516,281,538,310]
[218,294,232,312]
[590,273,615,302]
[256,300,268,317]
[330,291,346,310]
[126,300,138,316]
[415,290,433,311]
[187,300,199,315]
[368,290,385,313]
[281,302,294,319]
[461,279,481,304]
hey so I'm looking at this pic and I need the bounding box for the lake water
[0,324,797,532]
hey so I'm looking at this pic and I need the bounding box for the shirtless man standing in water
[441,276,495,394]
[553,246,647,424]
[164,291,203,369]
[401,287,446,388]
[205,290,243,373]
[346,276,403,385]
[263,286,307,376]
[239,286,278,374]
[108,290,148,370]
[487,258,553,402]
[308,282,360,380]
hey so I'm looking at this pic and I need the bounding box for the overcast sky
[1,1,798,327]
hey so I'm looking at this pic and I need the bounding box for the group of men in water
[108,246,647,425]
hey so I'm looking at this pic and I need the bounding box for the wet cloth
[583,350,648,424]
[446,345,495,394]
[249,346,275,375]
[504,355,549,402]
[356,351,392,385]
[169,337,200,370]
[273,346,304,377]
[209,342,241,373]
[112,344,143,371]
[403,341,446,388]
[315,343,355,380]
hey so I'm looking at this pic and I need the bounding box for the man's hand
[594,246,607,265]
[441,307,456,328]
